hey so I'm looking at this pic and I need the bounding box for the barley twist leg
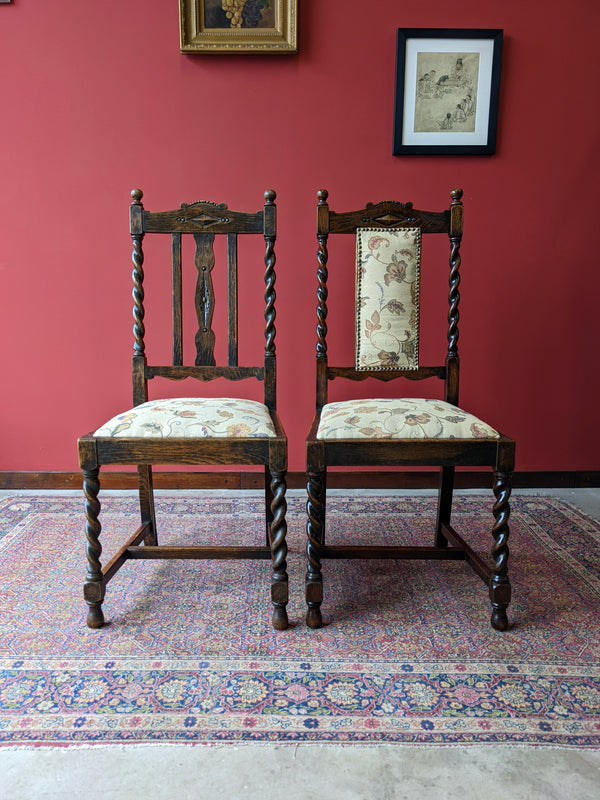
[82,468,105,629]
[269,470,289,631]
[305,471,325,629]
[490,470,512,631]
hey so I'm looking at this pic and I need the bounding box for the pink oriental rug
[0,493,599,747]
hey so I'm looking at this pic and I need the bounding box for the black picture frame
[393,28,503,155]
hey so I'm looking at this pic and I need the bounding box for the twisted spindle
[305,471,324,628]
[447,188,463,358]
[491,471,511,578]
[490,470,512,631]
[83,469,102,581]
[447,238,461,357]
[269,471,289,630]
[130,189,146,357]
[315,235,329,358]
[131,234,146,357]
[82,468,105,628]
[264,236,276,357]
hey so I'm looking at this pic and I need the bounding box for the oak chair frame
[78,189,289,631]
[305,188,515,631]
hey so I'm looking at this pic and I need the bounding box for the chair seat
[93,398,277,439]
[316,398,500,440]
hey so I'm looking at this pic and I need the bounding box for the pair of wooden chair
[78,189,515,633]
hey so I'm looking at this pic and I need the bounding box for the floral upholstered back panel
[355,227,421,370]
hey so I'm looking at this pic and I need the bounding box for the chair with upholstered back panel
[305,188,515,631]
[78,189,289,631]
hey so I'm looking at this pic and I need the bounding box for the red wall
[1,1,598,474]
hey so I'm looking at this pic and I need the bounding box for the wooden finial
[131,189,143,204]
[264,189,276,204]
[317,189,329,204]
[451,188,463,203]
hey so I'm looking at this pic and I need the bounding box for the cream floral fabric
[355,228,421,371]
[317,398,500,440]
[93,398,277,439]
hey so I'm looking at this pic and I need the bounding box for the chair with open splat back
[78,189,289,631]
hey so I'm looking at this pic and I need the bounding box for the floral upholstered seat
[317,398,499,440]
[94,398,277,439]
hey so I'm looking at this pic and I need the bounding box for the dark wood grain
[145,365,263,381]
[171,232,183,365]
[1,469,596,490]
[193,232,216,366]
[227,233,238,366]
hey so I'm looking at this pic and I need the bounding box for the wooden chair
[78,189,289,631]
[305,188,515,631]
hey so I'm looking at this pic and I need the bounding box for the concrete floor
[1,488,599,800]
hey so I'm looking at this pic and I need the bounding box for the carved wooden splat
[193,233,216,366]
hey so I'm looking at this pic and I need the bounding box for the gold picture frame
[179,0,298,54]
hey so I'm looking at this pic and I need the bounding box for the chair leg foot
[306,606,323,629]
[489,575,511,631]
[272,605,289,631]
[490,605,509,631]
[86,602,105,629]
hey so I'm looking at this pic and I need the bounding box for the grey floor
[1,488,599,800]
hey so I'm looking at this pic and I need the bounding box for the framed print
[179,0,298,54]
[393,29,503,155]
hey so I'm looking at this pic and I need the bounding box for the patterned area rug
[1,493,599,747]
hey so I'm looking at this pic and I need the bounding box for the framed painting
[179,0,298,54]
[393,29,503,155]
